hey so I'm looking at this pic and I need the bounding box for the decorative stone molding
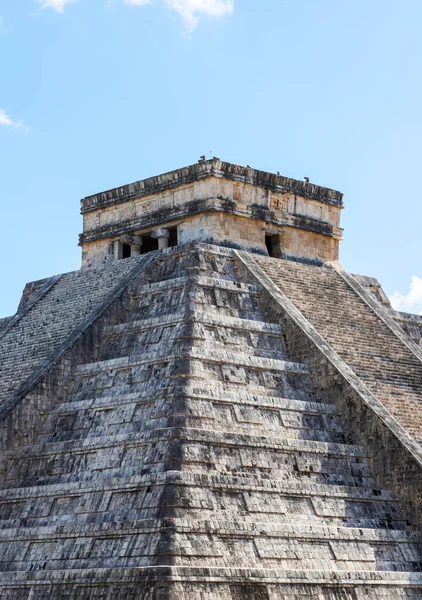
[79,160,344,266]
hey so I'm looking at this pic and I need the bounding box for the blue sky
[1,0,421,317]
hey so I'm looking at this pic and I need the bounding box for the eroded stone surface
[253,255,422,443]
[79,159,343,267]
[0,243,421,597]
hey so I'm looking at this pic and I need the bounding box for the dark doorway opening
[168,227,178,248]
[122,244,131,259]
[265,235,274,256]
[140,235,159,254]
[265,234,281,258]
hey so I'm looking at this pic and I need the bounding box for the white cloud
[124,0,152,5]
[390,276,422,315]
[165,0,234,29]
[38,0,234,29]
[38,0,77,13]
[0,109,25,130]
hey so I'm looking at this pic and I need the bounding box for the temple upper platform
[79,158,343,267]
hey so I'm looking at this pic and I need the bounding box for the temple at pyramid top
[79,158,344,267]
[3,159,422,597]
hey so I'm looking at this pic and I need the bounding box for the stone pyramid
[0,160,421,598]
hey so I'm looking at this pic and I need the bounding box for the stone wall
[0,243,421,597]
[281,227,337,264]
[236,252,422,529]
[79,159,343,267]
[178,212,267,253]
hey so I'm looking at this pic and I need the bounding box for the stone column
[120,234,143,256]
[113,240,123,260]
[131,235,142,256]
[151,228,170,249]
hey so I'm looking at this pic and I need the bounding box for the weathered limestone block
[79,159,343,266]
[0,243,421,597]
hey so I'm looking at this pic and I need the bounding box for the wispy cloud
[39,0,234,29]
[124,0,152,5]
[390,276,422,315]
[165,0,234,30]
[38,0,77,13]
[0,109,26,130]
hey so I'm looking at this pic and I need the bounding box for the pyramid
[0,160,421,598]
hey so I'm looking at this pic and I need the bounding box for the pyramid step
[2,439,376,488]
[47,387,339,417]
[0,511,407,533]
[0,565,420,594]
[169,518,422,543]
[38,388,346,445]
[175,379,315,403]
[132,273,264,321]
[36,418,346,446]
[7,427,366,462]
[69,350,311,401]
[65,378,314,410]
[2,463,377,494]
[0,475,404,531]
[105,311,283,336]
[134,274,260,295]
[144,302,263,320]
[0,469,387,503]
[0,472,400,545]
[75,348,308,376]
[0,517,418,546]
[184,385,337,413]
[4,431,376,492]
[101,311,289,361]
[102,313,288,360]
[190,337,288,361]
[0,518,418,574]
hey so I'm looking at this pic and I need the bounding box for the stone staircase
[252,255,422,443]
[0,244,421,598]
[0,256,149,410]
[354,273,422,348]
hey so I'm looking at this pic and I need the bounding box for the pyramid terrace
[0,160,421,598]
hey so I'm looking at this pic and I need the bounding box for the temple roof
[81,158,344,214]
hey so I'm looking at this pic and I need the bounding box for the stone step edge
[0,253,157,421]
[75,348,308,376]
[0,274,63,342]
[134,274,260,295]
[335,266,422,367]
[104,310,282,336]
[8,426,365,459]
[0,470,391,503]
[121,298,265,322]
[0,517,419,543]
[67,380,319,407]
[0,513,405,534]
[0,566,421,587]
[240,253,422,453]
[46,389,339,417]
[36,422,347,444]
[158,241,236,260]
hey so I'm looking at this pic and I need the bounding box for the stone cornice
[79,198,343,245]
[80,159,344,214]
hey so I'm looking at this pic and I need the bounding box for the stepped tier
[252,254,422,443]
[0,243,421,598]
